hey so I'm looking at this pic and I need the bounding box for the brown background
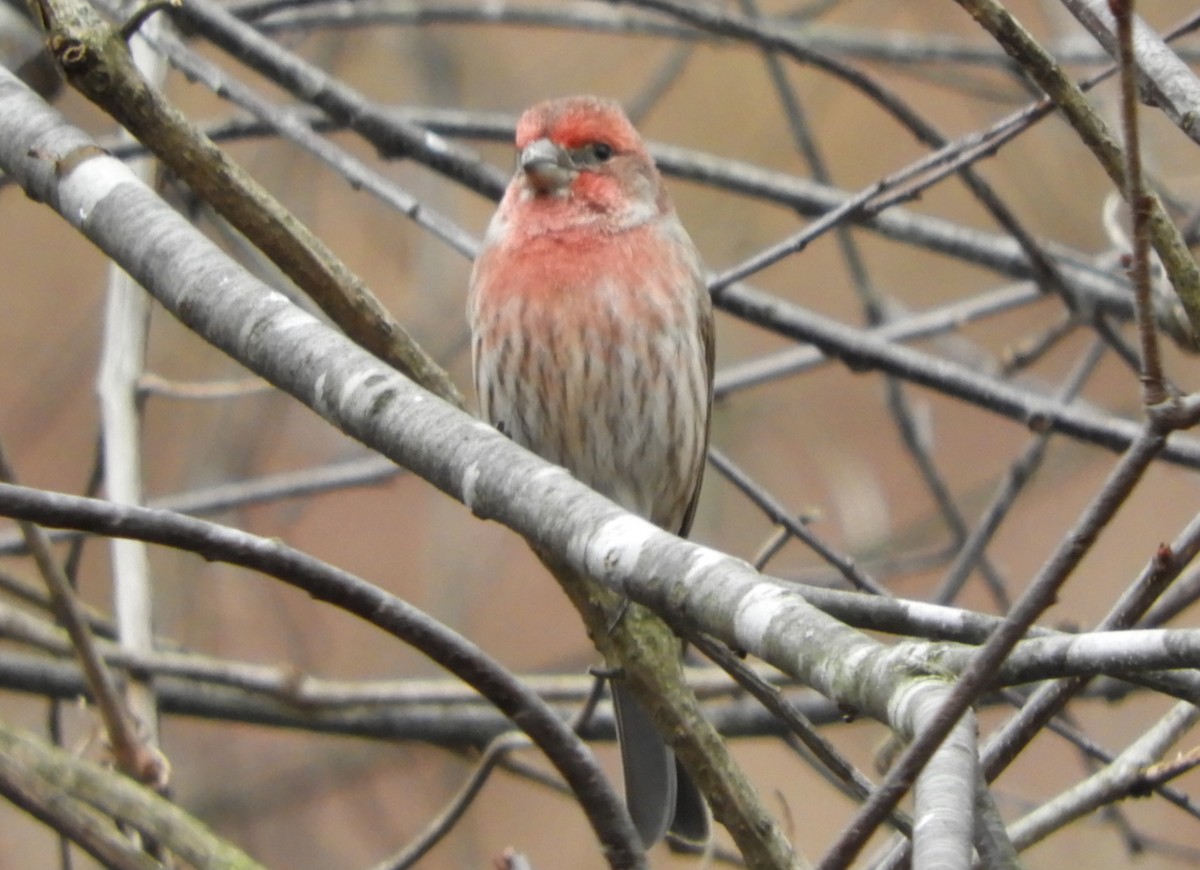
[4,1,1200,867]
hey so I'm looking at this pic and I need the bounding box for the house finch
[468,96,714,847]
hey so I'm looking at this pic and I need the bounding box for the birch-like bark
[95,18,167,778]
[0,66,988,866]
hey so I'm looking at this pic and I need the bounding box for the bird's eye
[591,142,614,162]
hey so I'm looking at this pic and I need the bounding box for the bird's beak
[520,138,574,193]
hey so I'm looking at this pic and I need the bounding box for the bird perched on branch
[468,95,714,847]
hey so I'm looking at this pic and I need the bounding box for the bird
[467,95,714,848]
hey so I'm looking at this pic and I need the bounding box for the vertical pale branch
[4,2,1200,865]
[96,15,163,758]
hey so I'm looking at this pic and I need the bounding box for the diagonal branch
[29,0,463,407]
[953,0,1200,340]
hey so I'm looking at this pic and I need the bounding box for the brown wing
[676,282,715,539]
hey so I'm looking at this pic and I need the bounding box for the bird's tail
[612,680,710,847]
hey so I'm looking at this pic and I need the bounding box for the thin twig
[0,441,164,790]
[707,447,890,596]
[817,423,1169,868]
[1111,0,1167,406]
[0,480,644,867]
[684,630,913,839]
[953,0,1200,341]
[372,732,533,870]
[932,338,1108,605]
[34,0,466,407]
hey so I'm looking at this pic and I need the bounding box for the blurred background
[3,0,1200,866]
